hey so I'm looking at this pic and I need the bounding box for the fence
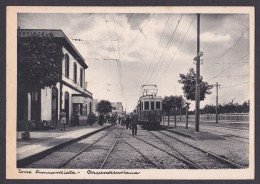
[163,113,249,123]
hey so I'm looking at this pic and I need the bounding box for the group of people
[126,110,138,136]
[59,109,139,136]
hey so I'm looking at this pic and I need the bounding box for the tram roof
[139,95,162,100]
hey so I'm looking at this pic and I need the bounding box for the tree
[178,68,213,101]
[172,96,184,127]
[162,95,184,127]
[162,96,173,126]
[17,34,64,93]
[96,100,112,114]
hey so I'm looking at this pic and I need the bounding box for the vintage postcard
[6,6,255,180]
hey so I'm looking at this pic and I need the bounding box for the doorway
[51,87,58,122]
[64,91,70,122]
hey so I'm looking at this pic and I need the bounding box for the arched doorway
[64,91,70,122]
[51,87,58,122]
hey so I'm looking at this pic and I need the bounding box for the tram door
[64,92,69,122]
[51,88,58,122]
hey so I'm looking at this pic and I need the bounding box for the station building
[17,29,93,126]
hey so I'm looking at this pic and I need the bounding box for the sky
[17,13,250,112]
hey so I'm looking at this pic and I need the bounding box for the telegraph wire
[142,15,171,84]
[208,53,249,82]
[156,14,195,84]
[146,14,184,84]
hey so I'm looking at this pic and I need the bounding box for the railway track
[126,131,202,169]
[100,130,122,169]
[122,139,163,169]
[163,125,249,144]
[57,129,113,168]
[55,126,121,168]
[158,130,244,169]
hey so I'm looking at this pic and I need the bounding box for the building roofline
[18,29,88,69]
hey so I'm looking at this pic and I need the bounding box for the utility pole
[195,14,201,132]
[215,82,220,124]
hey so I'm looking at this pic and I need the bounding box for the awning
[72,95,88,104]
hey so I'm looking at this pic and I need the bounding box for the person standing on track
[131,110,138,136]
[126,115,131,129]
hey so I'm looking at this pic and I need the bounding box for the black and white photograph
[6,6,254,180]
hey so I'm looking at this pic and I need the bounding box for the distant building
[93,100,124,116]
[111,102,124,116]
[17,29,93,126]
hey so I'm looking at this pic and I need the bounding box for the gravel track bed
[124,129,190,169]
[63,128,122,169]
[151,131,230,169]
[103,139,157,169]
[160,130,249,168]
[26,126,116,168]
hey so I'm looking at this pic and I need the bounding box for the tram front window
[151,101,154,110]
[156,101,161,110]
[144,101,149,110]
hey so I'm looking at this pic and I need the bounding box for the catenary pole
[195,14,200,132]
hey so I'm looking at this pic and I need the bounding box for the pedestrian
[118,116,121,125]
[126,115,131,129]
[98,114,104,126]
[74,111,80,127]
[131,110,138,136]
[59,109,66,131]
[87,112,95,126]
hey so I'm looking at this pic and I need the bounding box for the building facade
[17,29,93,126]
[111,102,124,116]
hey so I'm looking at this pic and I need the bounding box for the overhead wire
[118,14,134,40]
[104,14,118,61]
[221,81,249,89]
[142,15,171,84]
[146,14,184,84]
[122,14,154,58]
[113,14,125,101]
[208,53,249,82]
[18,18,45,29]
[203,28,249,71]
[155,14,196,84]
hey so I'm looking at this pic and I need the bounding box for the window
[156,101,161,110]
[151,101,154,110]
[112,107,116,110]
[141,102,143,110]
[65,54,69,77]
[144,101,149,110]
[80,68,83,87]
[73,62,77,83]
